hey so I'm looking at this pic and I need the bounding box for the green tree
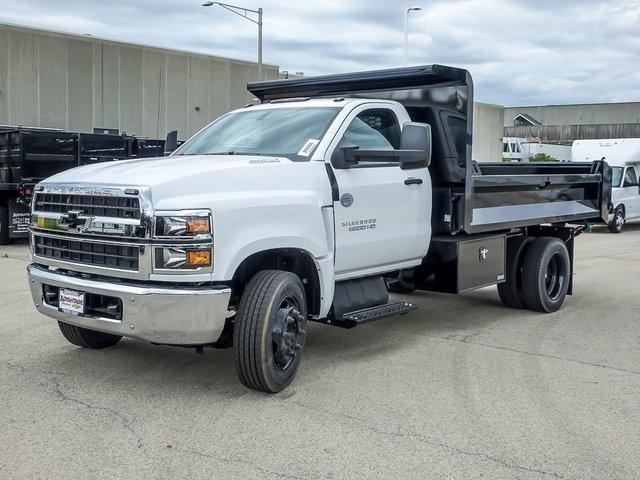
[529,153,557,162]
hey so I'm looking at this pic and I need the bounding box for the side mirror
[331,144,359,169]
[164,130,178,156]
[399,122,432,170]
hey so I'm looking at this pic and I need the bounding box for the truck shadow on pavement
[46,287,517,395]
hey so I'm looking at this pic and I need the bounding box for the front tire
[608,206,625,233]
[521,237,570,313]
[58,321,122,348]
[233,270,307,393]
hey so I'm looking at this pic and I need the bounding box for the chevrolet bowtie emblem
[60,210,93,232]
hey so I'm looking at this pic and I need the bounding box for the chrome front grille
[34,193,140,219]
[34,235,139,271]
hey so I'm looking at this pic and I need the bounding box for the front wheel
[608,207,625,233]
[521,237,571,313]
[233,270,307,393]
[58,321,122,348]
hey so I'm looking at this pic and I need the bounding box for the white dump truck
[27,65,611,392]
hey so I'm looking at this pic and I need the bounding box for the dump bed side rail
[464,160,612,233]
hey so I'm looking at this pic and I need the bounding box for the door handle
[404,178,423,185]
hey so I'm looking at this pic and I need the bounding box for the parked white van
[572,139,640,232]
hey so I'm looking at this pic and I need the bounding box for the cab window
[612,167,623,187]
[342,109,401,151]
[623,167,638,187]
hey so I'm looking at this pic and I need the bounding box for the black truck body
[0,128,166,243]
[249,65,611,303]
[249,64,611,236]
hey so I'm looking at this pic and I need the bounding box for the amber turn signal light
[186,249,212,267]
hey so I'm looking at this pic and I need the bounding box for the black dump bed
[248,65,611,234]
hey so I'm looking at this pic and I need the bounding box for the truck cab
[27,65,611,393]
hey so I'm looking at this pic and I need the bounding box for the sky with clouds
[1,0,639,106]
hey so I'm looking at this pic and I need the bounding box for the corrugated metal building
[504,102,640,127]
[503,102,640,144]
[0,23,279,140]
[473,102,504,162]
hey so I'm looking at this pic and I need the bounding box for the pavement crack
[173,446,308,479]
[51,376,144,450]
[381,326,640,376]
[291,400,566,479]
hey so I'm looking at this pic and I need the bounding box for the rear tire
[497,237,531,309]
[233,270,307,393]
[0,205,9,245]
[521,237,570,313]
[57,321,122,348]
[608,206,625,233]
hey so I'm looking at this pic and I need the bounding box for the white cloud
[1,0,639,105]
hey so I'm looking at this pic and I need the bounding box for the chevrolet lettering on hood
[39,185,127,197]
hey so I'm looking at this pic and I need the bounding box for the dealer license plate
[59,288,85,315]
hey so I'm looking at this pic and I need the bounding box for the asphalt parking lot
[1,227,640,480]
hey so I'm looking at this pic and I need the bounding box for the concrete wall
[473,102,505,162]
[504,103,640,127]
[0,23,279,140]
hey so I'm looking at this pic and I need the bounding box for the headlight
[154,211,212,237]
[153,210,213,272]
[155,247,212,270]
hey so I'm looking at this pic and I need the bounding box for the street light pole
[257,7,262,80]
[403,6,422,66]
[202,1,263,79]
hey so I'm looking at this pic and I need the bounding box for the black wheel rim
[616,211,624,231]
[271,296,305,371]
[544,252,566,301]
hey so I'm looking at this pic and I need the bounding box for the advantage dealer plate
[58,288,85,315]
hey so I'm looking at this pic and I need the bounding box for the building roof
[513,113,542,126]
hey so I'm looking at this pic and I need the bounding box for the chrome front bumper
[27,264,232,345]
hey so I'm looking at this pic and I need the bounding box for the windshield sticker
[298,139,320,157]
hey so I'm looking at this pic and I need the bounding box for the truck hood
[40,154,331,210]
[42,154,285,187]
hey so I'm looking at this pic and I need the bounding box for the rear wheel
[57,321,122,348]
[608,206,625,233]
[233,270,307,393]
[521,237,570,313]
[0,204,9,245]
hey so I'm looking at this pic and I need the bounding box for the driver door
[327,104,431,280]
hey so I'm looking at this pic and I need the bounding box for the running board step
[320,300,417,329]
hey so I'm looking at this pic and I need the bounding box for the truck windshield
[174,107,340,160]
[612,167,623,188]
